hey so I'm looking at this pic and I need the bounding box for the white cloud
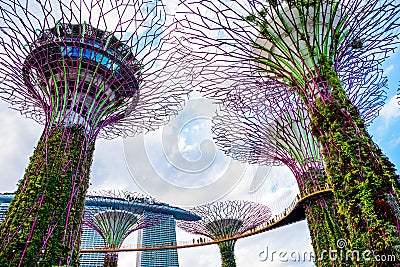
[378,95,400,127]
[389,137,400,147]
[0,102,42,192]
[383,64,395,75]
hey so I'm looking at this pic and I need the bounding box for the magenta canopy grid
[178,200,271,267]
[84,191,166,267]
[0,0,192,139]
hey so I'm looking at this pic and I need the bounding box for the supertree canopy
[0,0,191,266]
[84,191,201,267]
[175,0,400,262]
[212,85,346,265]
[214,74,387,195]
[177,200,271,267]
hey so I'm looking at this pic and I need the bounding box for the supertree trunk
[173,0,400,262]
[297,167,348,266]
[213,97,351,266]
[303,197,346,266]
[218,240,236,267]
[248,2,400,258]
[299,169,346,265]
[104,252,118,267]
[0,126,94,266]
[304,57,400,262]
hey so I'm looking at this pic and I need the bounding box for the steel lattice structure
[0,1,191,266]
[0,0,192,139]
[177,200,271,267]
[85,191,163,267]
[213,74,386,193]
[84,191,200,267]
[214,91,322,194]
[175,0,400,262]
[213,85,344,264]
[212,79,400,265]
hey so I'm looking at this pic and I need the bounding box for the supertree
[213,82,354,265]
[0,0,192,265]
[175,0,400,262]
[177,200,271,267]
[84,191,201,267]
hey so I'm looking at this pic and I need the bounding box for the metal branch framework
[0,1,191,266]
[213,75,386,193]
[213,86,347,263]
[0,0,191,139]
[84,191,167,267]
[177,200,271,267]
[175,0,400,262]
[175,0,394,108]
[213,91,321,194]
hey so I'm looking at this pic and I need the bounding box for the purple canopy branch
[84,191,167,267]
[178,200,271,267]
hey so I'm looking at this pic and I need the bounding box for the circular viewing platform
[22,23,142,128]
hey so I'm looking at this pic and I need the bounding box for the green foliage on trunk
[300,167,349,266]
[219,241,236,267]
[304,196,351,266]
[305,55,400,264]
[0,126,94,266]
[103,252,118,267]
[245,2,400,263]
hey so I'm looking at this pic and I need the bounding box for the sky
[0,54,398,267]
[0,1,400,267]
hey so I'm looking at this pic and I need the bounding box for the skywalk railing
[81,184,333,253]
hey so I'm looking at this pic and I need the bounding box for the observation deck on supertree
[21,23,141,134]
[83,191,201,267]
[175,0,400,262]
[177,200,271,267]
[0,0,191,266]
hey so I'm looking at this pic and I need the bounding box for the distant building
[136,213,179,267]
[0,202,8,222]
[80,224,105,266]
